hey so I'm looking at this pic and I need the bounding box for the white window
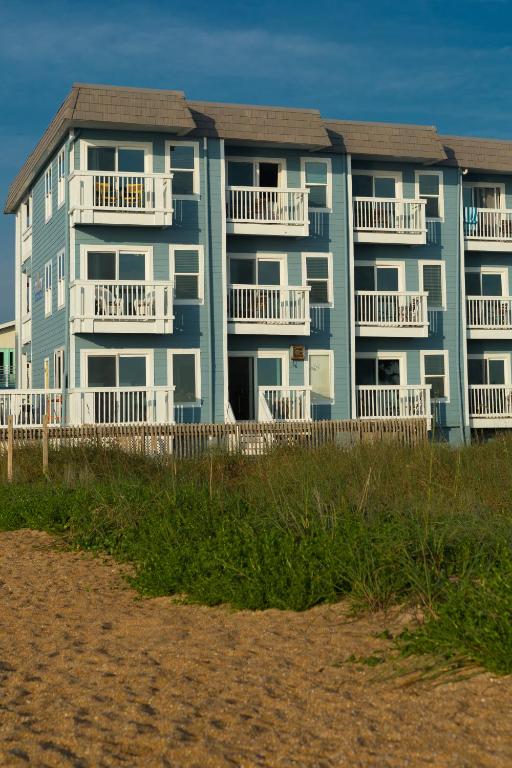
[309,350,334,403]
[86,143,148,173]
[22,193,32,232]
[421,351,449,402]
[44,260,52,316]
[170,245,204,303]
[83,246,151,281]
[419,260,446,310]
[169,350,201,405]
[57,249,65,309]
[352,172,401,199]
[54,349,65,390]
[463,184,504,210]
[227,158,285,188]
[23,273,31,317]
[44,165,53,221]
[415,171,444,220]
[302,252,333,306]
[57,148,66,207]
[166,141,199,197]
[301,158,332,210]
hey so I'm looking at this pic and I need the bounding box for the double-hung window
[44,165,53,221]
[420,261,446,310]
[167,142,199,197]
[170,350,201,405]
[302,159,331,210]
[309,351,334,403]
[57,249,65,309]
[23,194,32,232]
[416,171,444,219]
[171,246,203,303]
[421,351,449,401]
[57,148,66,207]
[303,253,333,306]
[44,261,53,316]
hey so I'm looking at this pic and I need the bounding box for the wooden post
[7,415,13,483]
[42,415,49,475]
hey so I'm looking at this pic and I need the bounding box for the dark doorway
[228,356,254,420]
[259,163,279,188]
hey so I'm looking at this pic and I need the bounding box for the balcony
[68,387,174,425]
[226,187,309,236]
[0,390,63,426]
[258,386,311,421]
[69,172,173,227]
[469,385,512,428]
[464,208,512,251]
[355,291,428,337]
[227,285,310,335]
[353,198,426,244]
[356,385,431,420]
[466,296,512,339]
[70,281,173,334]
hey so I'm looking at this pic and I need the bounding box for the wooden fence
[0,416,428,480]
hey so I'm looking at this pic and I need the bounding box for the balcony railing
[226,187,309,234]
[353,198,426,241]
[0,367,15,389]
[258,386,311,422]
[469,385,512,419]
[70,281,173,333]
[0,390,63,426]
[356,385,431,420]
[69,172,173,226]
[228,285,310,328]
[464,208,512,243]
[355,291,428,329]
[466,296,512,330]
[68,387,174,426]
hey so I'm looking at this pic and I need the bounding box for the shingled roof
[324,119,447,164]
[187,100,330,149]
[441,135,512,173]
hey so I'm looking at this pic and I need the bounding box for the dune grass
[0,438,511,673]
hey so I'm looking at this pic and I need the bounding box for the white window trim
[44,260,52,317]
[170,244,204,304]
[415,170,445,222]
[167,349,202,406]
[467,354,511,386]
[79,244,154,282]
[302,252,334,307]
[227,252,288,286]
[23,272,31,319]
[81,138,153,173]
[300,157,332,212]
[165,140,200,198]
[463,182,506,209]
[419,259,447,311]
[352,170,403,200]
[53,348,65,390]
[22,193,32,235]
[43,357,50,390]
[57,249,66,309]
[81,349,154,388]
[228,350,290,388]
[307,349,334,404]
[355,260,406,292]
[465,266,509,296]
[44,165,53,222]
[420,350,450,403]
[57,147,66,208]
[356,351,408,386]
[226,156,288,189]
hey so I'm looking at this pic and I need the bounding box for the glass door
[228,356,255,420]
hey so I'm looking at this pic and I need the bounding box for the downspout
[457,169,469,442]
[346,154,356,419]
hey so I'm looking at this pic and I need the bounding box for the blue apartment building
[5,83,512,443]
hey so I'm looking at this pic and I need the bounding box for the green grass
[1,439,511,674]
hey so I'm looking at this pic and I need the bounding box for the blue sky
[2,0,512,322]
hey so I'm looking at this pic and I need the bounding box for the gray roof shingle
[441,135,512,173]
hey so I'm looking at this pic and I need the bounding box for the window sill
[175,400,202,408]
[174,299,204,306]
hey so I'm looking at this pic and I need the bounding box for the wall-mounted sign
[291,345,305,362]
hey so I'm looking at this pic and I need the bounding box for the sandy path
[0,530,510,767]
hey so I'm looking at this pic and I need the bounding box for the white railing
[228,285,310,325]
[0,367,15,389]
[0,390,63,426]
[226,187,309,226]
[353,198,426,234]
[356,385,431,420]
[70,172,173,213]
[466,297,512,329]
[70,281,172,322]
[258,386,311,421]
[355,291,428,327]
[469,385,512,418]
[68,387,174,425]
[464,208,512,241]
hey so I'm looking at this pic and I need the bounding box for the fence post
[42,415,49,475]
[7,415,13,483]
